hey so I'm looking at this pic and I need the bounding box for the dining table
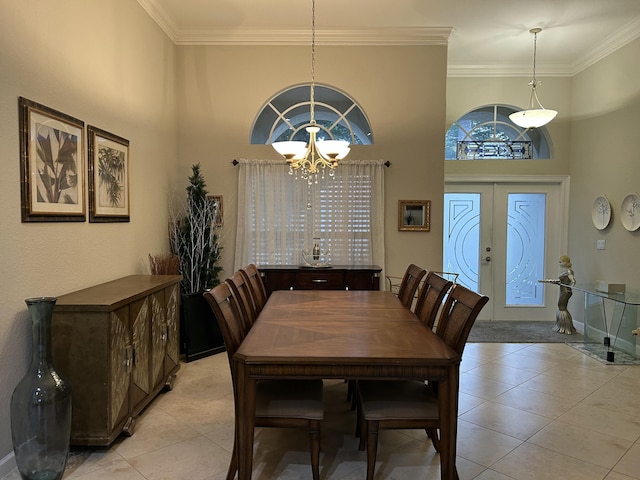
[233,289,461,480]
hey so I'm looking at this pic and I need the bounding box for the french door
[444,178,568,321]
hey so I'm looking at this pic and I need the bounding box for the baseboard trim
[0,451,16,477]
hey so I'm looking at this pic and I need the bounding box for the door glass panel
[506,193,546,305]
[443,193,480,291]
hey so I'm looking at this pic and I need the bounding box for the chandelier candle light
[272,0,350,184]
[509,28,558,129]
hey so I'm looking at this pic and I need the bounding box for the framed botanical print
[87,125,130,222]
[19,97,86,222]
[398,200,431,231]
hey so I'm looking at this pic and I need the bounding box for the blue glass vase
[10,297,72,480]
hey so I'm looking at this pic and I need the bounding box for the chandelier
[509,28,558,129]
[271,0,350,184]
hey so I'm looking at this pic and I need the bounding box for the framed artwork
[398,200,430,232]
[208,195,224,226]
[19,97,86,222]
[87,125,130,222]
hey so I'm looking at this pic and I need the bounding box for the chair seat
[256,379,324,420]
[358,380,438,421]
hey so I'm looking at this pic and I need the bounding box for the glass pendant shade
[316,140,350,160]
[509,108,557,129]
[272,141,307,160]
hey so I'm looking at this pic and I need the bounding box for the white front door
[444,178,568,321]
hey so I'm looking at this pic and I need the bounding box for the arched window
[445,105,553,160]
[251,84,373,146]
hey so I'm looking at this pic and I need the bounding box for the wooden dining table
[233,289,461,480]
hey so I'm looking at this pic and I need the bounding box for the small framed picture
[19,97,86,222]
[398,200,430,232]
[87,126,130,222]
[208,195,223,227]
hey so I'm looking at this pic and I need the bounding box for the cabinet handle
[132,342,137,366]
[124,345,132,373]
[312,279,328,283]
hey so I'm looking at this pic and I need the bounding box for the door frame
[445,174,571,321]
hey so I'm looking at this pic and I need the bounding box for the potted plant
[170,163,224,361]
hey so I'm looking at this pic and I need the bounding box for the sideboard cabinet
[52,275,182,446]
[259,265,382,296]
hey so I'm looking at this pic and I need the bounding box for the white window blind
[234,159,385,272]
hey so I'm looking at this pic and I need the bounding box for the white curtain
[234,159,385,274]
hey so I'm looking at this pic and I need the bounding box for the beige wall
[0,0,177,462]
[176,44,448,279]
[567,37,640,296]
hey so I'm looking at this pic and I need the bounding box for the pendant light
[509,28,557,129]
[271,0,350,184]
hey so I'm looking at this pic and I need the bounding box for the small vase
[10,297,72,480]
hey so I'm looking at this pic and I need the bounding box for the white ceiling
[137,0,640,77]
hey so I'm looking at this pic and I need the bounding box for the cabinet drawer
[296,271,343,289]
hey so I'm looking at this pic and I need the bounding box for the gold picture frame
[398,200,430,231]
[19,97,86,222]
[208,195,223,227]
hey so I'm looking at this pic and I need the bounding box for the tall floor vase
[10,297,72,480]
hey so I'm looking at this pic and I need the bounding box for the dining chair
[413,271,454,330]
[225,271,257,333]
[203,283,324,480]
[356,284,489,480]
[240,263,268,314]
[396,263,427,308]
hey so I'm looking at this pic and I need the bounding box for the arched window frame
[445,104,553,160]
[251,83,373,146]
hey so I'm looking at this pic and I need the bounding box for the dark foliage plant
[170,164,222,295]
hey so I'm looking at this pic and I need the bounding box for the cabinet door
[263,271,295,295]
[164,284,180,375]
[150,291,167,390]
[130,297,151,413]
[109,307,131,433]
[345,271,378,290]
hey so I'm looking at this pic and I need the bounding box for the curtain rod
[231,159,391,167]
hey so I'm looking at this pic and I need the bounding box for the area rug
[566,342,640,365]
[468,321,584,343]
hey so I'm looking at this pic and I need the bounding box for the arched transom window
[445,105,552,160]
[251,83,373,146]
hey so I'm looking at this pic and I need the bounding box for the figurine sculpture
[553,255,577,334]
[539,255,577,334]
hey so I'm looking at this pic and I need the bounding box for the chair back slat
[397,264,427,308]
[434,284,489,356]
[203,283,245,375]
[226,271,257,332]
[240,264,268,314]
[413,271,454,329]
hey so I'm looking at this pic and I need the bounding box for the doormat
[467,321,584,343]
[566,342,640,365]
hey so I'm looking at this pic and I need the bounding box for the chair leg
[365,420,379,480]
[226,437,238,480]
[426,428,440,452]
[309,420,321,480]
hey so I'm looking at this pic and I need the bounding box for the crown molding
[173,27,453,46]
[447,64,573,78]
[571,17,640,74]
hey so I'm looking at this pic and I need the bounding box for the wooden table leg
[438,363,460,480]
[235,359,256,480]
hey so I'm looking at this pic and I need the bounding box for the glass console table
[572,284,639,362]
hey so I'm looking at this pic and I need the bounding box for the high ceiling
[138,0,640,77]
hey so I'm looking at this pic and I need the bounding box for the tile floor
[4,342,640,480]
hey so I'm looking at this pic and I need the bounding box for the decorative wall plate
[591,196,611,230]
[620,193,640,231]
